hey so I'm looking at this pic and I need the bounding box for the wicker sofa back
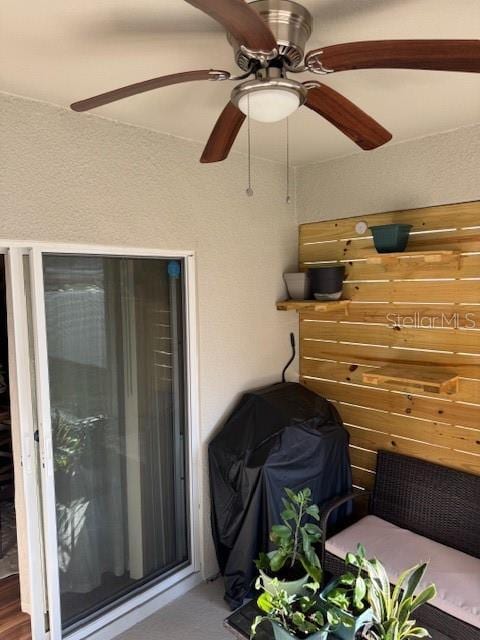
[372,451,480,559]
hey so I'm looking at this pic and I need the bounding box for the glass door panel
[40,254,189,631]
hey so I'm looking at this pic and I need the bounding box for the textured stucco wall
[295,123,480,223]
[0,92,299,590]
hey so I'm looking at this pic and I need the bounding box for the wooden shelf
[362,365,459,395]
[366,250,460,265]
[276,299,350,314]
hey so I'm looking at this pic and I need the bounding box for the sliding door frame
[4,247,48,640]
[1,241,201,640]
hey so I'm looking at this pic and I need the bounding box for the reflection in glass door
[40,254,189,631]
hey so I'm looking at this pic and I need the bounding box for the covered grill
[209,382,352,608]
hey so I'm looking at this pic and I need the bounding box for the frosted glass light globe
[238,89,300,123]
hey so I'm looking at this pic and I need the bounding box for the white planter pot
[283,272,310,300]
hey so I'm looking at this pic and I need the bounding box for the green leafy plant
[324,544,370,617]
[362,558,436,640]
[52,409,104,474]
[251,576,338,639]
[255,487,322,582]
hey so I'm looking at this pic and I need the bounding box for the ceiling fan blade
[305,40,480,73]
[304,83,392,150]
[201,102,246,163]
[185,0,277,51]
[70,69,229,112]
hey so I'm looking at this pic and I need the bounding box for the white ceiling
[2,0,480,165]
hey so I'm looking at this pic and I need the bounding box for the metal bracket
[302,80,323,90]
[208,68,256,82]
[208,70,231,81]
[284,63,308,74]
[304,51,334,74]
[239,45,279,67]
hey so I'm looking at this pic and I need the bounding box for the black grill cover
[209,382,352,608]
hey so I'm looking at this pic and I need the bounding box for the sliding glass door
[24,248,197,638]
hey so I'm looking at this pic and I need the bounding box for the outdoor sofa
[319,450,480,640]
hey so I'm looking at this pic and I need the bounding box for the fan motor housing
[227,0,313,70]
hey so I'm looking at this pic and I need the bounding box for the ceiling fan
[70,0,480,163]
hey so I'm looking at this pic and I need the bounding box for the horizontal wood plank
[345,423,480,475]
[338,402,480,455]
[300,305,480,328]
[277,300,350,313]
[300,201,480,244]
[342,254,480,281]
[301,319,480,353]
[342,280,480,304]
[302,339,480,377]
[302,378,480,430]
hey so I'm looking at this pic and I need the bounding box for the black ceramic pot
[309,265,346,299]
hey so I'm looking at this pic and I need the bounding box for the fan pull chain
[286,117,291,205]
[246,94,253,197]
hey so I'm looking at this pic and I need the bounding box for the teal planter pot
[320,581,373,640]
[370,224,412,253]
[272,621,329,640]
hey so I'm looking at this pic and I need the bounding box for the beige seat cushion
[326,515,480,629]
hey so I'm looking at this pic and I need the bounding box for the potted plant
[359,558,436,640]
[283,272,311,300]
[369,224,412,253]
[308,265,346,301]
[255,487,323,596]
[321,544,373,640]
[251,577,339,640]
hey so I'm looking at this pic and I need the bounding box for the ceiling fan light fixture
[238,88,300,123]
[231,78,307,123]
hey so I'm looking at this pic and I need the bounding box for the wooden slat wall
[298,200,480,489]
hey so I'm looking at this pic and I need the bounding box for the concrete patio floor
[116,579,232,640]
